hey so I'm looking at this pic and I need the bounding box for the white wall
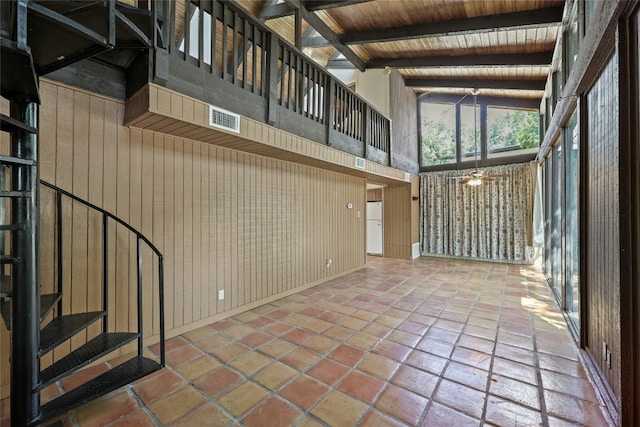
[329,68,390,116]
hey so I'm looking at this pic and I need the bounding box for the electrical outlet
[218,290,224,300]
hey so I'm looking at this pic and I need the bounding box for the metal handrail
[40,180,166,367]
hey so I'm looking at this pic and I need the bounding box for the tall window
[419,96,540,169]
[420,102,456,166]
[565,111,580,329]
[551,141,564,298]
[460,104,479,160]
[487,106,539,158]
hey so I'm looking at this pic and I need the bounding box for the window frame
[418,94,540,172]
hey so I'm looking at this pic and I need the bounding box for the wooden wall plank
[53,86,75,362]
[192,142,202,322]
[173,138,185,327]
[115,101,131,337]
[86,96,105,339]
[181,140,193,326]
[152,133,165,334]
[163,135,175,329]
[141,131,155,336]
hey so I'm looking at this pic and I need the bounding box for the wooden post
[325,78,335,145]
[265,32,279,125]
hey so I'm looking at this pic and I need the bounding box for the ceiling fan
[450,89,510,186]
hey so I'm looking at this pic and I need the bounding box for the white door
[367,202,383,255]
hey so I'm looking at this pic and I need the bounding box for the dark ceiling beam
[405,78,546,91]
[283,0,366,71]
[326,58,356,68]
[418,93,541,108]
[340,6,564,45]
[259,0,374,19]
[303,35,330,47]
[259,2,294,20]
[366,52,553,68]
[304,0,376,12]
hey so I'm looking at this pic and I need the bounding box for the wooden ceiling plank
[284,0,366,70]
[340,6,564,45]
[405,78,546,91]
[365,52,553,68]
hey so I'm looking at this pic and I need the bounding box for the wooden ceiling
[234,0,565,99]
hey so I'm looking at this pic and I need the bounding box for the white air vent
[209,105,240,134]
[404,172,410,182]
[355,157,366,169]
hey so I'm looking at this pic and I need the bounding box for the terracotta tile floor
[1,257,613,426]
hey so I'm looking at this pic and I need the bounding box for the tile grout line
[524,268,550,427]
[479,263,508,425]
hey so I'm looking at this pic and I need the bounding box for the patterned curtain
[420,162,534,264]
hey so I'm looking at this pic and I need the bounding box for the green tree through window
[488,108,539,151]
[421,119,456,165]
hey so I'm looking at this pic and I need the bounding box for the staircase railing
[40,180,166,367]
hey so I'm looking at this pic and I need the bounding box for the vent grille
[355,157,365,169]
[209,106,240,134]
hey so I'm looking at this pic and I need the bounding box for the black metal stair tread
[40,312,105,355]
[40,293,62,322]
[0,190,31,198]
[0,153,37,165]
[36,356,161,426]
[0,224,26,231]
[0,255,20,264]
[39,332,139,390]
[0,292,61,331]
[0,275,10,296]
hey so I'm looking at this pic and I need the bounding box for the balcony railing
[157,0,390,164]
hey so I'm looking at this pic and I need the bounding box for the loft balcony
[126,0,391,167]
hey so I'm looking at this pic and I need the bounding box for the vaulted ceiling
[234,0,565,100]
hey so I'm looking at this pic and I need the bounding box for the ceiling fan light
[467,178,482,186]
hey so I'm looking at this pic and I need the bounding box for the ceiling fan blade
[484,174,511,178]
[459,177,473,185]
[482,177,497,181]
[448,176,470,180]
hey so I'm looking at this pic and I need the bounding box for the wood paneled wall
[0,80,367,397]
[586,50,621,405]
[389,69,419,174]
[383,184,412,259]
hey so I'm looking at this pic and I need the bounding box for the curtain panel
[420,162,534,264]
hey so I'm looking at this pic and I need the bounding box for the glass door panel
[565,110,580,330]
